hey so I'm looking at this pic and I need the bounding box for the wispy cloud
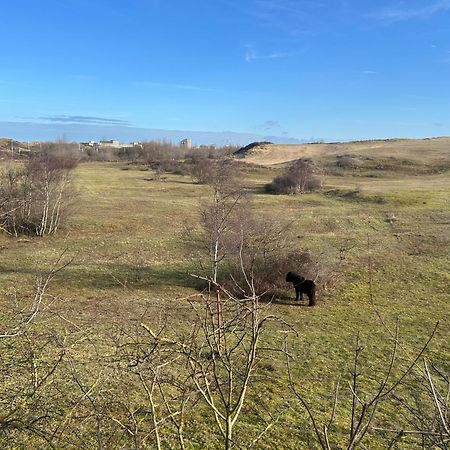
[40,115,132,126]
[245,47,298,62]
[132,81,214,91]
[251,0,327,30]
[371,0,450,22]
[258,119,281,131]
[362,70,377,75]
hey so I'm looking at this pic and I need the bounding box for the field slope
[235,136,450,166]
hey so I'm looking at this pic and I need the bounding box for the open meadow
[0,140,449,449]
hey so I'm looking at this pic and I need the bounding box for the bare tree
[0,154,78,236]
[374,358,450,449]
[0,253,74,446]
[0,251,72,340]
[285,321,439,449]
[141,276,289,449]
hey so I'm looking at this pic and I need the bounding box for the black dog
[286,271,316,306]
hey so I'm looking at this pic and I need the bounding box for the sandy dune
[235,137,450,166]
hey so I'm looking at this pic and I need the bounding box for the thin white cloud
[362,70,377,75]
[132,81,214,91]
[372,0,450,22]
[220,0,331,37]
[245,48,298,62]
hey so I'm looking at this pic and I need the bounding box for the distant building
[80,141,98,147]
[180,138,192,149]
[99,140,120,147]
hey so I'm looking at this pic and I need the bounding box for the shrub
[188,158,238,187]
[188,156,215,184]
[336,155,363,169]
[193,183,318,298]
[265,159,321,194]
[0,154,77,236]
[149,160,190,177]
[222,249,318,298]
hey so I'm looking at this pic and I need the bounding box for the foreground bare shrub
[0,260,446,448]
[0,154,78,236]
[286,321,445,449]
[136,283,289,449]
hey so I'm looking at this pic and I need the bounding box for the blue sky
[1,0,450,143]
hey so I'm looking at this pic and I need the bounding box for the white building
[99,140,121,148]
[180,138,192,149]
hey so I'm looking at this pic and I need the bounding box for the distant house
[99,140,120,147]
[80,141,98,147]
[180,138,192,149]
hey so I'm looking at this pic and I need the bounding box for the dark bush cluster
[265,159,321,194]
[222,249,317,298]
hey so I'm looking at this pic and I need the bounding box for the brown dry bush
[335,154,363,169]
[223,248,318,299]
[0,153,78,236]
[265,159,321,194]
[192,175,319,299]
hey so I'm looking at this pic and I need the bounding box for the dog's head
[286,271,305,283]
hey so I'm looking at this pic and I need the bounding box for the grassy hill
[234,137,450,169]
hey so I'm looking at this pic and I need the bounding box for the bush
[0,154,77,236]
[336,155,363,169]
[188,158,238,187]
[149,160,190,177]
[222,249,318,298]
[265,159,321,194]
[188,156,215,184]
[193,185,318,298]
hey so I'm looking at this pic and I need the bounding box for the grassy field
[0,144,449,448]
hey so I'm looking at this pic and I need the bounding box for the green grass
[0,159,449,448]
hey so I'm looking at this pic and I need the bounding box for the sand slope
[235,137,450,166]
